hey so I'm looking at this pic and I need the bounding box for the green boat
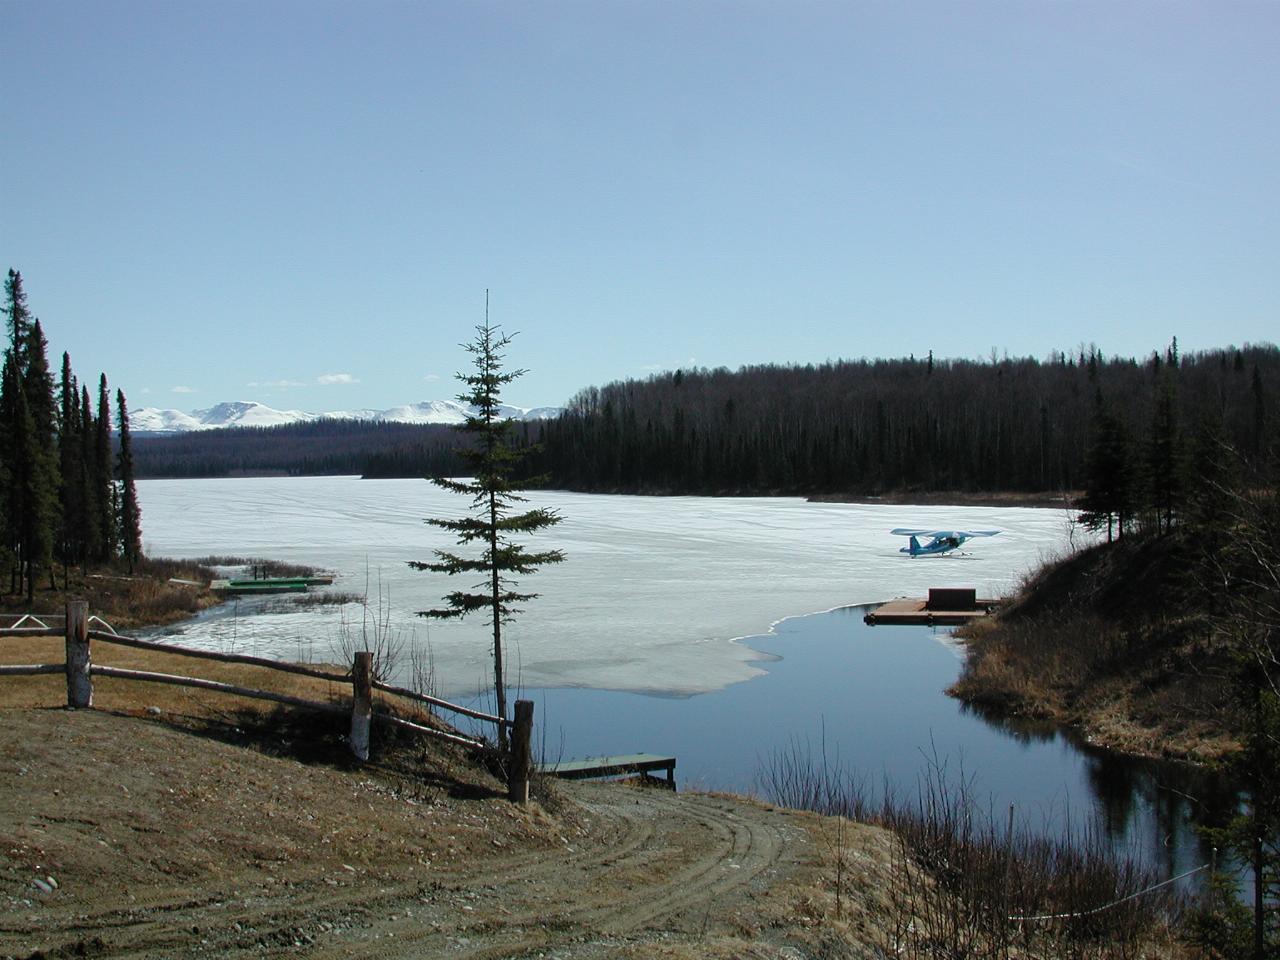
[212,578,311,595]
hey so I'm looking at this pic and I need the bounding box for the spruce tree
[57,352,83,581]
[93,375,115,560]
[4,269,32,368]
[3,353,56,600]
[115,389,142,572]
[24,320,61,589]
[0,354,22,591]
[1144,372,1182,535]
[1078,394,1135,542]
[1252,366,1267,462]
[79,385,103,562]
[0,312,61,597]
[412,303,565,748]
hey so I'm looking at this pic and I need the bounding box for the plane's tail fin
[908,535,920,555]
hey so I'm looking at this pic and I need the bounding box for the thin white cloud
[318,373,359,385]
[171,385,196,394]
[423,373,441,382]
[247,379,305,390]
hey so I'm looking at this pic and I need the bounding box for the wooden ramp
[539,753,677,790]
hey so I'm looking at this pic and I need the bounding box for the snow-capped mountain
[129,399,561,435]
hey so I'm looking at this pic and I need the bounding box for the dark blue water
[515,605,1239,885]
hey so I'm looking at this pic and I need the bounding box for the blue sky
[3,1,1277,412]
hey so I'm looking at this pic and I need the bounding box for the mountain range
[130,400,562,435]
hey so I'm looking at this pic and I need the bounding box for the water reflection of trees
[1073,735,1242,879]
[959,700,1060,745]
[964,697,1245,882]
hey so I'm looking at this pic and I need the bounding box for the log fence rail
[1,601,534,803]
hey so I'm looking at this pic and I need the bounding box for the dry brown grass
[1,556,224,631]
[0,634,473,758]
[952,609,1239,763]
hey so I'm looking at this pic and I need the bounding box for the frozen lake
[137,476,1080,698]
[136,477,1237,888]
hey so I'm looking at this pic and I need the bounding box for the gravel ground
[0,708,900,959]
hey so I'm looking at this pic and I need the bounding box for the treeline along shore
[131,340,1278,501]
[536,341,1276,495]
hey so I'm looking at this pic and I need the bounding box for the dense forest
[1,270,143,599]
[130,342,1278,507]
[131,419,474,479]
[534,342,1278,496]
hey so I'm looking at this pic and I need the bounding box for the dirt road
[1,709,896,959]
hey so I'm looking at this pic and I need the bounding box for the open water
[136,477,1239,890]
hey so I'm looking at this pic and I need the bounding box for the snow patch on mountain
[130,399,561,434]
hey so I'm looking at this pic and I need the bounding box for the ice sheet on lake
[137,477,1083,698]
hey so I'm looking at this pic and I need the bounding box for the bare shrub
[331,566,407,684]
[762,742,1186,959]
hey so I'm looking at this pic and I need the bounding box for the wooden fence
[0,602,535,804]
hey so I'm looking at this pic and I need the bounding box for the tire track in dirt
[324,784,806,960]
[2,709,815,960]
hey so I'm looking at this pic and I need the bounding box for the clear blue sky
[3,1,1277,413]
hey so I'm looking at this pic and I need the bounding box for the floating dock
[864,587,997,626]
[539,753,677,790]
[211,579,309,595]
[211,574,334,595]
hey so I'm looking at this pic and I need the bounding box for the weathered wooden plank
[66,601,92,708]
[374,712,485,750]
[540,754,677,788]
[89,665,348,715]
[508,700,534,804]
[371,678,507,728]
[863,597,997,626]
[0,627,63,638]
[89,630,350,685]
[0,663,65,676]
[350,651,373,761]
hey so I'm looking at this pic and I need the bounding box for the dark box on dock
[927,587,976,611]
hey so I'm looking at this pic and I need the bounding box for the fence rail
[372,678,509,728]
[89,664,353,715]
[88,629,352,686]
[0,663,64,676]
[1,601,534,803]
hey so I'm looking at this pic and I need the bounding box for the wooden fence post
[350,651,373,761]
[508,699,534,804]
[65,601,92,708]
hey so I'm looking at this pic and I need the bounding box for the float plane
[891,528,1000,557]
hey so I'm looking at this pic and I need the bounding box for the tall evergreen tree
[1144,373,1183,535]
[0,354,22,591]
[1078,394,1135,542]
[4,269,32,368]
[93,375,115,560]
[0,313,62,597]
[115,389,142,572]
[23,320,61,589]
[3,353,57,600]
[412,303,565,749]
[79,385,103,562]
[57,352,84,581]
[1252,366,1267,461]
